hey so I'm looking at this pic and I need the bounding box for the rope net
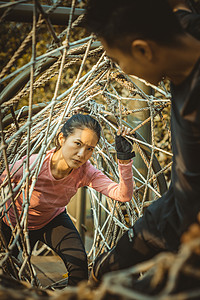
[0,0,172,287]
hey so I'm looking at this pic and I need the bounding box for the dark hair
[84,0,185,51]
[55,114,101,151]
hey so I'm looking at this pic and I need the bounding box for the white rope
[0,0,172,287]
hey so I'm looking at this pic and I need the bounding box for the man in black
[84,0,200,283]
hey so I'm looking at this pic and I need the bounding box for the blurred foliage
[0,0,97,109]
[154,104,171,183]
[154,82,172,184]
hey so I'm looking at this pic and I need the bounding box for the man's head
[84,0,184,49]
[84,0,186,84]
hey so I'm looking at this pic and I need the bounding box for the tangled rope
[0,0,172,288]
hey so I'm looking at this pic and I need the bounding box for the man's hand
[181,212,200,254]
[168,0,192,12]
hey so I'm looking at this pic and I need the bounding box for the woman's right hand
[115,125,135,161]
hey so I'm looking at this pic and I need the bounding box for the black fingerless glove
[115,134,135,160]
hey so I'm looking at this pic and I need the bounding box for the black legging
[1,210,88,286]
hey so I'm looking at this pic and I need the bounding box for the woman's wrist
[118,159,132,164]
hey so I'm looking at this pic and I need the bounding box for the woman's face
[59,127,99,169]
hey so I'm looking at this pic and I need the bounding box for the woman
[0,114,134,286]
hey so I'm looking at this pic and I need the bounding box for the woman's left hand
[115,125,135,164]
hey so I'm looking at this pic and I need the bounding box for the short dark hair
[84,0,185,51]
[55,114,101,151]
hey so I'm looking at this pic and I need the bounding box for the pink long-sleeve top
[1,148,133,230]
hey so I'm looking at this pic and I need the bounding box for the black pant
[1,211,88,286]
[92,224,166,281]
[92,185,187,281]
